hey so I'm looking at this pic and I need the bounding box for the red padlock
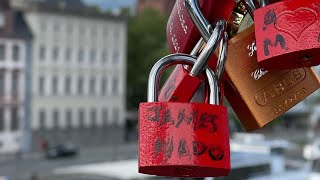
[254,0,320,69]
[139,54,230,177]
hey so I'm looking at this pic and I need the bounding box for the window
[54,23,60,32]
[39,110,46,130]
[79,26,86,35]
[114,28,120,38]
[39,76,45,95]
[112,77,119,96]
[52,47,59,61]
[40,21,47,32]
[0,108,4,131]
[0,71,4,96]
[101,78,107,95]
[65,48,72,62]
[90,109,96,128]
[113,108,119,125]
[78,49,84,62]
[12,71,19,97]
[66,110,72,129]
[67,24,73,33]
[39,46,46,61]
[91,28,97,37]
[78,109,85,128]
[65,76,71,95]
[103,27,108,36]
[90,49,96,63]
[102,50,108,63]
[113,52,119,64]
[89,77,95,95]
[0,44,5,60]
[52,76,58,95]
[102,109,108,126]
[53,109,59,129]
[12,45,20,61]
[11,108,19,131]
[77,77,84,95]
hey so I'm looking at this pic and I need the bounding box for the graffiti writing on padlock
[176,0,188,34]
[168,19,180,53]
[146,107,218,132]
[251,68,269,80]
[247,42,257,57]
[263,34,288,56]
[154,136,224,162]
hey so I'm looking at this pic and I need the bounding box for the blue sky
[83,0,137,10]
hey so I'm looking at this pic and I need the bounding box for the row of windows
[39,46,119,64]
[0,44,20,61]
[40,21,121,38]
[0,70,20,97]
[38,108,120,129]
[38,76,119,96]
[0,108,19,131]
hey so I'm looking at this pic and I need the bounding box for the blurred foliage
[127,9,169,110]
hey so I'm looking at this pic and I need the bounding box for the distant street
[0,143,138,180]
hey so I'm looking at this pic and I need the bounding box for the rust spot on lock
[254,68,306,106]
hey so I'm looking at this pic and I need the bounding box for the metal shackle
[241,0,269,18]
[148,54,219,105]
[184,0,227,81]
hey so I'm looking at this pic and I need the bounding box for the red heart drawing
[275,7,317,40]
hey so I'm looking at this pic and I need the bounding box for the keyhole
[299,55,313,61]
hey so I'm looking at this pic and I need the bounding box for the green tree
[127,9,169,110]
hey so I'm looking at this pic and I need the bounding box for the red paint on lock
[159,65,203,102]
[254,0,320,69]
[139,102,230,177]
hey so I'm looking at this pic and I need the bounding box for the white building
[0,1,32,154]
[11,0,127,149]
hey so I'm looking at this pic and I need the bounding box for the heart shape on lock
[275,7,317,40]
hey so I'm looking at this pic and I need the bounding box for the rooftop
[0,2,32,40]
[12,0,127,21]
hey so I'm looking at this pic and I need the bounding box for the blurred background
[0,0,320,179]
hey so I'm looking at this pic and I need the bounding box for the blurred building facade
[0,1,32,153]
[10,0,127,151]
[136,0,175,15]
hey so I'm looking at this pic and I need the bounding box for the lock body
[224,26,320,131]
[159,65,203,102]
[254,0,320,69]
[139,102,230,177]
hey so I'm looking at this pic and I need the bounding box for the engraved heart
[275,7,317,40]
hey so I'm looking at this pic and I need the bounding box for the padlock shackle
[184,0,211,42]
[217,32,228,85]
[184,0,227,80]
[259,0,269,7]
[148,54,219,105]
[241,0,271,19]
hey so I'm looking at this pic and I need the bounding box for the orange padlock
[224,25,320,131]
[139,54,230,177]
